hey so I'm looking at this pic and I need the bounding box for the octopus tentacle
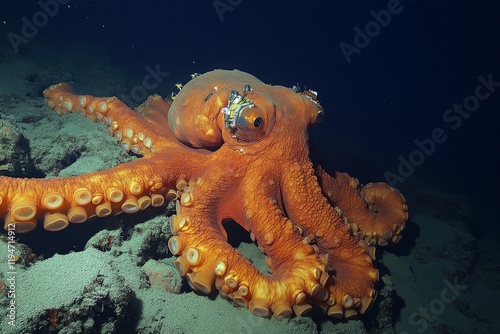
[243,183,331,317]
[316,165,408,246]
[43,83,183,156]
[171,206,329,319]
[0,153,203,233]
[279,160,378,318]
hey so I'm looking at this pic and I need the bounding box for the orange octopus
[0,69,407,319]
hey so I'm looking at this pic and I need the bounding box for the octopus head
[167,69,263,149]
[167,69,324,152]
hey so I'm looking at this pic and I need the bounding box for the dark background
[1,0,499,219]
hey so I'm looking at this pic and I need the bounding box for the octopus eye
[237,108,265,131]
[316,106,325,123]
[230,106,273,142]
[253,117,263,128]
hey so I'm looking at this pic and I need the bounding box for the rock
[0,248,132,334]
[84,215,171,261]
[0,114,37,177]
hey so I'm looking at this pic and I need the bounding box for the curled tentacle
[316,165,408,246]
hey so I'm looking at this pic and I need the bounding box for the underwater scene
[0,1,498,333]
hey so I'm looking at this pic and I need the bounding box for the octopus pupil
[316,111,325,123]
[254,117,263,128]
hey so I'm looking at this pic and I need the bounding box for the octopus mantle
[0,70,407,319]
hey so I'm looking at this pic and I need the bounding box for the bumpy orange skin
[0,70,407,319]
